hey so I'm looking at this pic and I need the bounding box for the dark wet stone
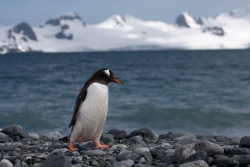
[90,160,99,166]
[184,151,207,163]
[58,136,70,142]
[127,127,158,141]
[150,149,159,158]
[105,161,112,167]
[40,154,72,167]
[0,133,12,143]
[100,133,114,145]
[155,153,165,161]
[174,143,195,164]
[194,141,224,156]
[207,157,213,166]
[179,160,209,167]
[112,161,127,167]
[161,153,174,164]
[224,147,250,155]
[212,157,238,167]
[214,136,231,143]
[240,136,250,148]
[196,131,219,138]
[40,132,62,141]
[2,125,29,139]
[239,155,250,166]
[128,135,143,143]
[82,150,106,156]
[107,129,127,139]
[116,152,140,161]
[144,151,153,162]
[0,145,15,151]
[159,132,175,140]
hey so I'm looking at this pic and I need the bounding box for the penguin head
[92,68,123,85]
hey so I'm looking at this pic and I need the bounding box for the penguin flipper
[69,87,87,128]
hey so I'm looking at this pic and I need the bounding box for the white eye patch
[104,69,110,77]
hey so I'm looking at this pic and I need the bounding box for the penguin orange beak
[113,78,123,84]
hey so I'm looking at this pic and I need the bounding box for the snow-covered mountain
[1,6,250,54]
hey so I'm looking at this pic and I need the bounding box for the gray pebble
[0,159,13,167]
[82,150,106,156]
[29,133,39,140]
[128,135,143,143]
[121,159,134,166]
[40,132,62,141]
[134,147,150,156]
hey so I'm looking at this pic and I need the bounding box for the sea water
[1,50,250,137]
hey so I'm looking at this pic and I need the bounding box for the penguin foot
[69,142,78,151]
[94,141,110,150]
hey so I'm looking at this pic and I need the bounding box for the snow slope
[0,6,250,54]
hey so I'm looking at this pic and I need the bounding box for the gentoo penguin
[69,68,122,151]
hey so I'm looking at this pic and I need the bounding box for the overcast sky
[1,0,250,26]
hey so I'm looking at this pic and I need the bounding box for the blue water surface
[1,50,250,137]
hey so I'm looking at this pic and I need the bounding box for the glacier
[0,6,250,54]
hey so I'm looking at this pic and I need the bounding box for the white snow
[1,5,250,54]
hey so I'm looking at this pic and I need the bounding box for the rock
[112,161,128,167]
[90,160,99,166]
[231,137,241,145]
[240,136,250,148]
[107,129,127,139]
[225,147,250,155]
[100,133,114,145]
[144,151,153,162]
[40,154,72,167]
[31,139,40,145]
[52,148,69,154]
[116,152,140,161]
[161,153,174,164]
[214,136,231,143]
[0,159,13,167]
[121,159,134,166]
[139,157,146,163]
[179,160,209,167]
[40,132,63,141]
[134,147,150,156]
[207,157,213,166]
[128,135,143,143]
[127,127,158,141]
[231,155,242,162]
[184,151,207,163]
[2,125,28,139]
[174,132,195,138]
[29,133,39,140]
[0,133,11,143]
[174,143,196,164]
[239,155,250,166]
[159,132,175,140]
[165,149,175,154]
[105,161,112,167]
[174,135,197,145]
[213,157,238,167]
[110,144,128,150]
[195,131,219,138]
[194,141,224,156]
[82,150,106,156]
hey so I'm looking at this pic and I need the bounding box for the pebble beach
[1,125,250,167]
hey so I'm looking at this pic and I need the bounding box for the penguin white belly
[72,83,109,142]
